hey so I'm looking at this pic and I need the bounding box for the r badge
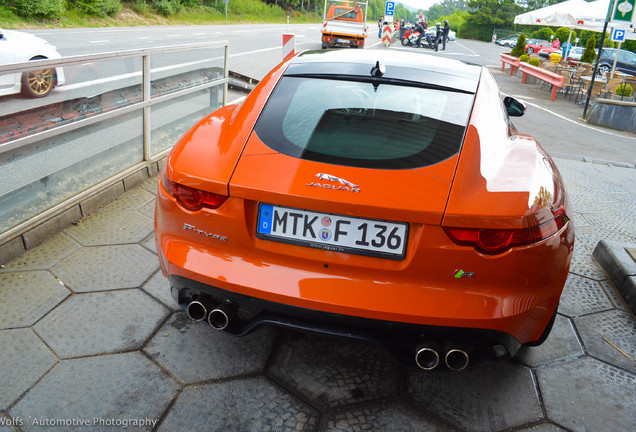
[454,269,474,279]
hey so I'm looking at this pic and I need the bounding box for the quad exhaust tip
[415,344,440,370]
[415,343,470,371]
[208,304,232,331]
[445,348,470,371]
[186,301,207,322]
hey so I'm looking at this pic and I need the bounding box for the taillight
[444,210,569,255]
[161,173,227,212]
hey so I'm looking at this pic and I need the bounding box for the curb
[592,240,636,314]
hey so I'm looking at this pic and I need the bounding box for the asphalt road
[4,24,635,164]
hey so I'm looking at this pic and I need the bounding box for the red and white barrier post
[282,33,296,61]
[382,25,393,47]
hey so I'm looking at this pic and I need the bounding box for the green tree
[510,33,527,57]
[461,0,522,41]
[426,0,467,23]
[522,0,563,9]
[580,34,596,63]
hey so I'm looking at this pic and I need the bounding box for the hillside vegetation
[0,0,416,28]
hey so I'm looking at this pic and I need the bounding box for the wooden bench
[518,62,564,101]
[500,53,520,76]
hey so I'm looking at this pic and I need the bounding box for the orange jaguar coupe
[155,49,574,371]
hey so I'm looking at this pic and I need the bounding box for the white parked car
[0,28,65,98]
[425,27,456,41]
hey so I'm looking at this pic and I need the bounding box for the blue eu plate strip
[258,204,273,234]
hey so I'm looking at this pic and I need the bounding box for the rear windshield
[253,76,474,169]
[332,7,360,20]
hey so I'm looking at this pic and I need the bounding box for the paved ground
[1,45,635,432]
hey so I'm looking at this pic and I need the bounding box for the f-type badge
[305,173,360,193]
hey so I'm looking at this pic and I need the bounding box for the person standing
[442,20,450,51]
[561,41,573,60]
[378,16,383,38]
[435,22,443,52]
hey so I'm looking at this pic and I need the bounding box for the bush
[555,27,575,45]
[531,27,554,41]
[529,58,541,67]
[152,0,182,15]
[580,35,597,63]
[6,0,64,19]
[519,54,530,62]
[75,0,121,16]
[615,83,633,97]
[510,33,526,58]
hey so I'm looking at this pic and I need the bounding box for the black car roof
[285,49,482,94]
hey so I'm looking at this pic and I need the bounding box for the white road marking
[89,40,110,44]
[520,99,628,137]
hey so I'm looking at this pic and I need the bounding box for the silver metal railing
[0,41,229,247]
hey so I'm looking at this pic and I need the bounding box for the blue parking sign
[385,1,395,16]
[611,28,626,43]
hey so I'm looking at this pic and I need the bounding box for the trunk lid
[229,134,458,225]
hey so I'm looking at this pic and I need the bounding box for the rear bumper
[155,191,573,370]
[169,275,527,371]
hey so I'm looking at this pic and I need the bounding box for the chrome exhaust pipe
[415,343,440,371]
[208,303,233,330]
[186,300,208,322]
[445,347,470,371]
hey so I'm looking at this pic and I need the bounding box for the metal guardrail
[0,41,229,249]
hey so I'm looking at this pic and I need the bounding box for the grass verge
[0,4,321,29]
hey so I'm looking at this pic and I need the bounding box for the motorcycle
[401,26,436,49]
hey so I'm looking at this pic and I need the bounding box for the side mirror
[504,96,526,117]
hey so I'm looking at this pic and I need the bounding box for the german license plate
[256,204,408,260]
[338,39,350,43]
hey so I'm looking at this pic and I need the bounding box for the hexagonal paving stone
[9,352,179,432]
[574,309,636,373]
[0,329,57,411]
[140,233,157,254]
[568,243,607,281]
[34,289,169,358]
[144,313,277,383]
[406,362,543,432]
[139,200,155,220]
[574,226,636,256]
[64,210,153,246]
[515,423,569,432]
[0,415,19,432]
[0,271,70,329]
[558,274,613,318]
[141,271,179,311]
[582,211,636,240]
[100,187,155,212]
[157,376,318,431]
[599,279,631,312]
[51,244,158,293]
[516,314,583,367]
[140,176,159,194]
[1,233,79,272]
[536,357,636,431]
[267,332,400,410]
[324,402,453,432]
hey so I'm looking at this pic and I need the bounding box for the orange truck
[321,0,368,49]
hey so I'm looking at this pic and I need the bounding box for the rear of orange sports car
[155,50,574,371]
